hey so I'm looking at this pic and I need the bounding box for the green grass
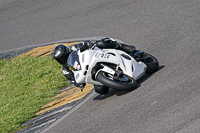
[0,56,69,133]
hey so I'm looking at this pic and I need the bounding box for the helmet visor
[67,51,81,71]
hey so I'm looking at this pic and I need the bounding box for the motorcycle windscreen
[67,51,81,71]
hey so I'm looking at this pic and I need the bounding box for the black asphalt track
[1,0,200,133]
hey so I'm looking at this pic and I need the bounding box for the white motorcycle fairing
[68,47,147,86]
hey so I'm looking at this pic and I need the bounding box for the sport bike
[67,45,159,93]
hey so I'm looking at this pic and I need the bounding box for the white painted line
[0,37,123,54]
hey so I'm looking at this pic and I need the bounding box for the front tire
[96,71,137,91]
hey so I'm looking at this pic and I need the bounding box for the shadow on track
[93,65,165,101]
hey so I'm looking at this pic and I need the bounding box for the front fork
[95,65,116,79]
[95,64,124,81]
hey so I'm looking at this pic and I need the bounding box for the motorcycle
[67,45,159,93]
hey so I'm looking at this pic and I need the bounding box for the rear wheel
[132,51,159,74]
[96,71,137,91]
[141,52,159,74]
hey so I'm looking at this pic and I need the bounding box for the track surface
[1,0,200,133]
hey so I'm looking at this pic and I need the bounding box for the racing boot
[94,85,109,95]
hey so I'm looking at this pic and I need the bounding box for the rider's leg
[96,37,135,53]
[120,43,135,53]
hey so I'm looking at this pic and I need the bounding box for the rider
[53,37,135,95]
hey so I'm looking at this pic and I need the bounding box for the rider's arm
[70,41,95,52]
[62,65,86,88]
[95,37,121,49]
[95,37,135,53]
[62,65,74,81]
[69,42,83,51]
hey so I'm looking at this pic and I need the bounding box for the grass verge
[0,56,69,133]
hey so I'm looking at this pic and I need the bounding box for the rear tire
[141,52,159,74]
[96,71,137,91]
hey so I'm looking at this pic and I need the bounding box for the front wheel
[96,71,137,91]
